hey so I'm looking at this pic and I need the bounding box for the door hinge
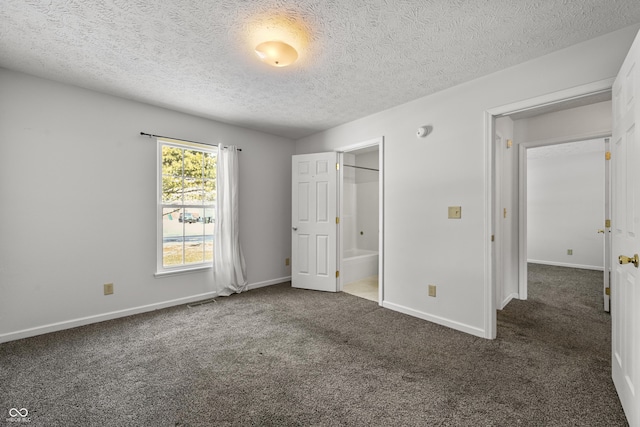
[506,139,513,149]
[605,219,611,228]
[336,271,340,278]
[503,208,507,219]
[605,151,611,160]
[491,235,495,242]
[605,287,610,296]
[336,163,340,170]
[336,217,340,224]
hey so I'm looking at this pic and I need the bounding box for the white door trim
[484,77,615,339]
[336,136,385,306]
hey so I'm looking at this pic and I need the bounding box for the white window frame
[155,138,216,277]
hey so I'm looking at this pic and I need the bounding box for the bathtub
[342,248,378,285]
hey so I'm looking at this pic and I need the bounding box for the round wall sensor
[416,125,433,138]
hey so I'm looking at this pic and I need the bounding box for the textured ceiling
[1,1,640,140]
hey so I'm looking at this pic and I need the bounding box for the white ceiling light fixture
[255,41,298,67]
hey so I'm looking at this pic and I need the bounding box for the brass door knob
[619,254,639,268]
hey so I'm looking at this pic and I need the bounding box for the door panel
[612,29,640,427]
[292,152,338,292]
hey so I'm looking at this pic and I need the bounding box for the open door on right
[604,137,611,313]
[611,29,640,427]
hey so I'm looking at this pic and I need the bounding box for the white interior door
[604,137,611,312]
[292,152,338,292]
[611,30,640,427]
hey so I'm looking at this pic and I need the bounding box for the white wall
[343,153,357,252]
[514,101,612,143]
[0,69,295,342]
[527,140,605,269]
[509,101,612,275]
[355,151,379,252]
[295,25,639,337]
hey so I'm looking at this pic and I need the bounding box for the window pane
[162,176,183,204]
[184,150,203,178]
[163,207,184,266]
[183,178,204,204]
[203,207,215,227]
[162,146,183,176]
[184,208,204,264]
[204,179,216,203]
[204,234,214,262]
[184,237,205,264]
[204,153,216,179]
[183,208,204,232]
[204,206,214,262]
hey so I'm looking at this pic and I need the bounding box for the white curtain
[213,145,247,296]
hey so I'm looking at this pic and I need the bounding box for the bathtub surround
[0,264,622,425]
[342,148,380,288]
[342,249,379,286]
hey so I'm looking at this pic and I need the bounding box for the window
[157,138,216,274]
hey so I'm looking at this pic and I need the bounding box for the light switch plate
[448,206,462,219]
[104,283,114,295]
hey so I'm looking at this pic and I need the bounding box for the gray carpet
[0,264,627,426]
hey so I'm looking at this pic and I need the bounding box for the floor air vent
[187,298,217,308]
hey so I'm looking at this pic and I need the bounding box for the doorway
[484,78,615,339]
[526,139,607,271]
[290,137,384,305]
[338,137,384,305]
[495,99,612,313]
[525,138,609,308]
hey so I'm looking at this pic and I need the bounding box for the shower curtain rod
[140,132,242,151]
[344,164,379,172]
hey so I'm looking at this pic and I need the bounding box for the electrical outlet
[285,258,290,266]
[104,283,114,295]
[567,249,573,255]
[428,285,436,297]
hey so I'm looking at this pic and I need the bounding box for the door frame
[517,133,611,301]
[336,136,385,305]
[484,77,615,338]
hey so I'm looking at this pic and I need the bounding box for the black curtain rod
[344,164,379,172]
[140,132,242,151]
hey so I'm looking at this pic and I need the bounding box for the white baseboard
[246,276,291,291]
[499,292,519,310]
[527,259,604,271]
[382,301,485,338]
[0,277,291,344]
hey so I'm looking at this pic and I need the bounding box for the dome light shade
[255,41,298,67]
